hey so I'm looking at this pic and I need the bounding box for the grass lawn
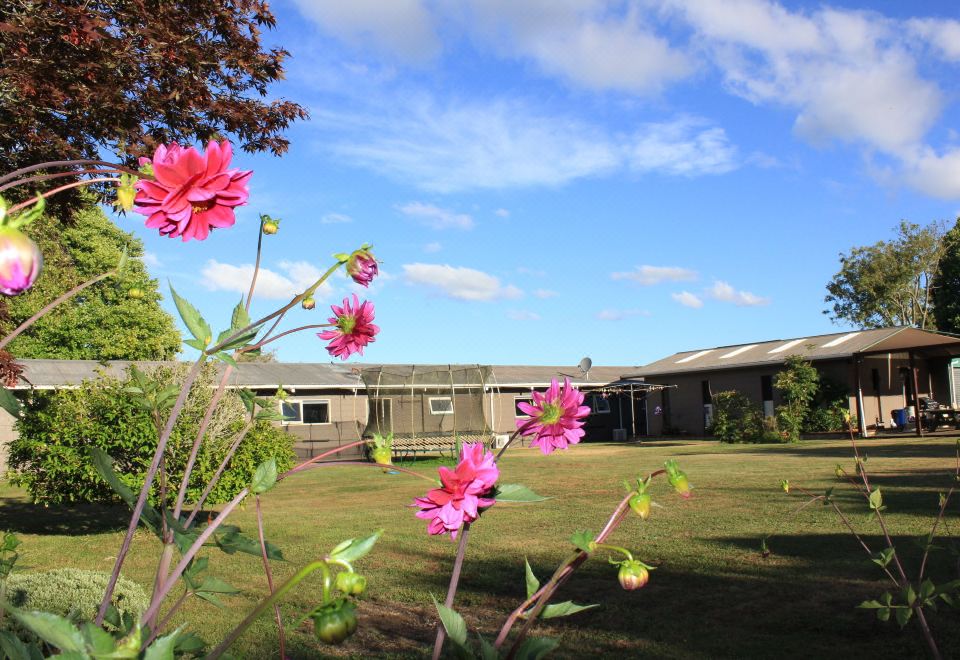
[2,437,959,659]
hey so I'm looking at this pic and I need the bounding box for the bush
[4,568,147,629]
[803,405,849,433]
[775,355,820,442]
[709,391,765,443]
[9,364,295,506]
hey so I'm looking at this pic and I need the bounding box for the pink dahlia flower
[413,443,499,539]
[317,294,379,360]
[346,248,378,287]
[133,140,252,242]
[516,377,591,455]
[0,227,42,296]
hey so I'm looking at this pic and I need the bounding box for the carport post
[910,351,923,438]
[854,356,867,437]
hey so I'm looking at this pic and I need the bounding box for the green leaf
[871,547,896,569]
[172,632,205,656]
[524,558,540,599]
[328,529,383,564]
[183,338,207,352]
[431,597,467,646]
[80,622,114,655]
[894,605,912,628]
[495,483,549,503]
[250,458,277,494]
[10,609,85,653]
[868,488,883,511]
[903,584,917,606]
[540,601,599,619]
[515,637,559,660]
[920,579,936,601]
[116,245,128,274]
[169,283,211,347]
[0,388,22,417]
[144,627,182,660]
[213,527,284,560]
[230,299,251,332]
[0,630,34,660]
[197,576,239,594]
[237,389,255,413]
[570,530,594,553]
[89,448,162,534]
[193,591,227,609]
[478,634,499,660]
[858,600,884,609]
[215,352,238,368]
[877,607,891,622]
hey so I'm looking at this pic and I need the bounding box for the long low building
[4,360,663,462]
[632,326,960,437]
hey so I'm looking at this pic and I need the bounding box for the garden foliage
[9,364,294,505]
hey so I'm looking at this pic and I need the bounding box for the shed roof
[631,327,960,377]
[12,360,639,391]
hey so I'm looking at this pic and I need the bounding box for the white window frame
[279,398,332,425]
[514,396,533,418]
[590,394,611,415]
[428,396,454,415]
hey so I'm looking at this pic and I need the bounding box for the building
[2,360,659,466]
[632,327,960,437]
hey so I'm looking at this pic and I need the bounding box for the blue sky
[117,0,960,368]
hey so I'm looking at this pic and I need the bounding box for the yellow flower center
[539,402,562,425]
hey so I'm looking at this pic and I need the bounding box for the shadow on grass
[740,439,960,461]
[0,498,131,535]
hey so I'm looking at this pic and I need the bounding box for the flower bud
[834,464,844,479]
[128,287,144,299]
[346,247,378,287]
[335,570,367,597]
[0,227,42,296]
[668,471,691,499]
[302,296,316,310]
[115,173,138,212]
[779,479,790,494]
[628,492,651,520]
[618,560,649,591]
[371,446,392,467]
[262,220,279,235]
[312,600,357,645]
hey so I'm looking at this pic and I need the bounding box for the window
[514,397,533,418]
[701,380,712,405]
[429,397,454,415]
[761,375,774,401]
[588,394,611,414]
[280,399,330,425]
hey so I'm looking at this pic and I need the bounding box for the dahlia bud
[664,459,692,499]
[302,296,316,310]
[115,173,138,212]
[0,227,42,296]
[128,287,144,299]
[346,246,378,287]
[262,218,279,235]
[312,600,358,645]
[628,492,651,520]
[335,570,367,597]
[618,560,650,591]
[779,479,790,494]
[834,464,844,479]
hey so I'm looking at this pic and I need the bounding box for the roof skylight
[720,344,758,359]
[675,349,714,364]
[821,332,861,348]
[768,338,807,354]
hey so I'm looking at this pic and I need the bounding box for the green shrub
[9,365,295,506]
[709,391,765,443]
[4,568,147,628]
[775,355,820,442]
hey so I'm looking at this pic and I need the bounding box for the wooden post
[909,351,924,438]
[629,384,636,438]
[854,356,867,438]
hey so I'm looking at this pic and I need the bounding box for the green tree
[0,203,181,359]
[824,221,948,329]
[775,355,820,442]
[932,218,960,334]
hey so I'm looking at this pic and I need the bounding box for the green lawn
[2,437,959,659]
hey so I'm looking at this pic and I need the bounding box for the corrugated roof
[631,327,960,377]
[13,360,639,390]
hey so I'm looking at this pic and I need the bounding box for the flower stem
[246,227,264,313]
[257,495,286,660]
[432,523,471,660]
[0,159,139,186]
[183,419,254,529]
[7,177,117,213]
[206,560,331,659]
[0,271,114,350]
[239,324,334,353]
[0,168,128,194]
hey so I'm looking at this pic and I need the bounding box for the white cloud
[460,0,691,94]
[907,18,960,62]
[321,212,353,224]
[397,202,474,230]
[596,308,648,321]
[532,289,558,299]
[627,118,738,175]
[318,99,736,191]
[495,208,510,218]
[507,310,541,321]
[672,291,704,308]
[141,252,161,268]
[290,0,440,62]
[612,265,698,286]
[900,146,960,200]
[707,280,770,306]
[201,260,333,300]
[403,263,522,301]
[517,266,546,277]
[423,241,442,253]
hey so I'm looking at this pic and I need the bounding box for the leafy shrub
[9,364,295,506]
[4,568,147,627]
[803,405,848,433]
[709,391,764,443]
[775,355,820,442]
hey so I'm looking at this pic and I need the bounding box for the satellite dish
[578,357,592,377]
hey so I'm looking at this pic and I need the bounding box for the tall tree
[824,221,948,329]
[0,203,181,359]
[931,218,960,334]
[0,1,307,173]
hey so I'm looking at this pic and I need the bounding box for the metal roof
[631,327,960,377]
[12,360,640,390]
